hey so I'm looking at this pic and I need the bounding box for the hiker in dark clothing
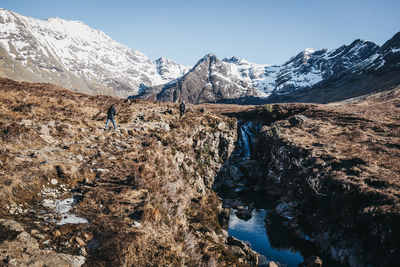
[179,101,186,117]
[105,104,117,130]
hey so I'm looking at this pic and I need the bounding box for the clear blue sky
[1,0,399,65]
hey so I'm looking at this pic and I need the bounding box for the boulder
[218,208,231,229]
[302,255,323,267]
[238,159,263,183]
[74,236,86,247]
[227,235,246,249]
[235,208,252,221]
[289,115,308,127]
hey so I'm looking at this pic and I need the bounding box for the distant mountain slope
[138,32,400,104]
[134,54,261,103]
[0,9,188,97]
[264,32,400,103]
[1,9,399,103]
[154,57,191,81]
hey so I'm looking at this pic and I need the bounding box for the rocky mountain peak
[222,56,250,65]
[199,53,218,62]
[154,57,191,81]
[380,31,400,51]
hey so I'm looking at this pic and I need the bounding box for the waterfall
[238,121,260,157]
[239,124,251,157]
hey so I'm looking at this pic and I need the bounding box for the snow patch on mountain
[0,8,187,96]
[154,57,191,81]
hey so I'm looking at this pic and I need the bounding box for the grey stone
[289,115,308,127]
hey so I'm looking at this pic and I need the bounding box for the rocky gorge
[214,90,400,266]
[1,77,400,266]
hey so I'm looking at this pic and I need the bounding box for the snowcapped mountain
[221,39,380,96]
[135,53,261,103]
[1,9,399,103]
[0,9,188,97]
[137,32,400,104]
[154,57,191,81]
[265,32,400,103]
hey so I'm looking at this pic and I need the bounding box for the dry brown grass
[0,78,245,266]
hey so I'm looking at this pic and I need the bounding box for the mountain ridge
[0,8,189,97]
[0,9,399,104]
[137,32,400,104]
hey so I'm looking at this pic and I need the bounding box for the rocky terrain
[1,77,400,266]
[214,86,400,266]
[0,78,257,266]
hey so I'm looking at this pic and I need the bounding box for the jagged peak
[304,48,316,54]
[192,53,219,67]
[201,53,217,60]
[222,56,249,65]
[155,57,180,65]
[381,31,400,51]
[284,48,317,65]
[222,56,241,62]
[348,39,372,48]
[155,57,168,62]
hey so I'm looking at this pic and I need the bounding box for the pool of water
[228,209,304,267]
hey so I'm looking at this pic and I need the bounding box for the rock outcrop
[216,90,400,266]
[0,219,85,266]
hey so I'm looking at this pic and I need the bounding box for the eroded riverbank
[214,97,400,266]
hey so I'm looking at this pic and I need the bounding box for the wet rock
[238,159,263,183]
[227,236,259,265]
[228,165,243,182]
[235,208,252,221]
[218,208,231,229]
[227,235,246,249]
[230,246,246,256]
[302,255,323,267]
[268,261,279,267]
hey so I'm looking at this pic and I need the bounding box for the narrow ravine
[216,121,328,266]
